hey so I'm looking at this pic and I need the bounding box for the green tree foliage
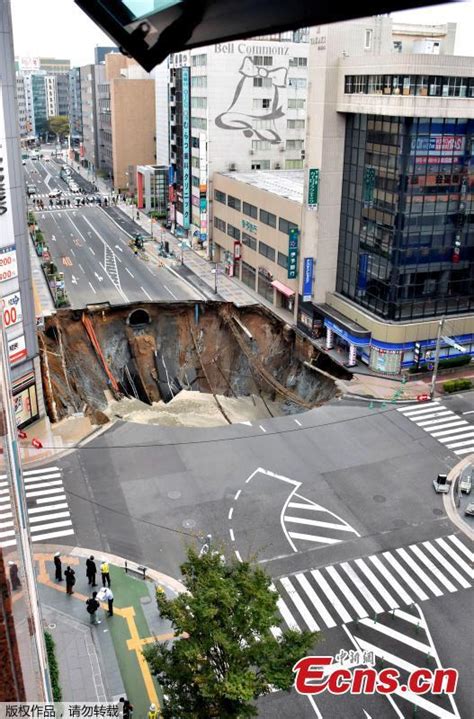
[47,116,69,140]
[144,547,317,718]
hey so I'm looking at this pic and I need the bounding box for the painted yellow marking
[62,256,73,266]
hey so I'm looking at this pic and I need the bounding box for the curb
[341,392,430,405]
[444,455,474,540]
[21,419,116,468]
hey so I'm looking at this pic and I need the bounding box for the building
[94,45,120,64]
[298,17,474,373]
[136,165,168,214]
[68,67,82,146]
[15,75,29,139]
[160,34,309,250]
[79,63,105,172]
[17,57,71,138]
[212,170,302,317]
[23,73,48,138]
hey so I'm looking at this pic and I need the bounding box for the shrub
[410,354,471,374]
[44,631,62,701]
[443,378,472,393]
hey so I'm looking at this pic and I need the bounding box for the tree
[143,548,317,718]
[47,116,69,141]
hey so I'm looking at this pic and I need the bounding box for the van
[27,185,37,197]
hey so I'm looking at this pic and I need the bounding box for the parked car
[459,474,472,495]
[433,473,450,494]
[465,502,474,516]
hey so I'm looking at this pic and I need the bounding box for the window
[259,241,275,261]
[191,136,200,148]
[393,41,402,53]
[214,216,226,232]
[242,232,257,251]
[191,157,200,169]
[285,159,304,169]
[253,98,271,110]
[288,78,307,90]
[191,116,207,130]
[288,98,305,109]
[251,160,270,170]
[365,29,373,50]
[241,261,256,289]
[259,209,276,228]
[192,54,207,66]
[227,224,241,240]
[286,139,303,150]
[253,56,273,66]
[287,119,305,129]
[253,119,274,129]
[227,195,241,211]
[277,252,288,268]
[289,57,308,67]
[192,175,199,187]
[191,75,207,88]
[191,96,207,109]
[253,77,273,88]
[243,201,258,219]
[251,140,272,151]
[279,218,298,234]
[214,189,226,204]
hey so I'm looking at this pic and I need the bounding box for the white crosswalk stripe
[275,534,472,633]
[0,466,74,548]
[283,492,360,550]
[397,402,474,456]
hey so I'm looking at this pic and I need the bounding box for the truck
[433,473,450,494]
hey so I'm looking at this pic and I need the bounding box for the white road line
[431,424,471,437]
[31,528,75,542]
[140,286,153,301]
[235,550,242,562]
[28,511,70,524]
[88,281,96,294]
[259,425,267,433]
[89,246,95,255]
[0,520,14,529]
[229,528,235,542]
[358,618,431,652]
[446,437,474,449]
[383,552,429,601]
[0,538,16,547]
[22,467,60,476]
[23,473,62,483]
[79,264,85,273]
[25,487,65,498]
[448,535,473,563]
[228,507,233,520]
[164,284,178,300]
[368,556,413,605]
[70,248,75,256]
[285,517,355,531]
[0,511,13,521]
[416,413,456,427]
[294,419,302,426]
[287,502,328,511]
[409,545,457,593]
[288,532,342,544]
[125,267,134,278]
[234,489,241,501]
[392,608,426,627]
[422,541,470,589]
[280,577,320,631]
[28,502,69,514]
[295,573,336,628]
[23,480,63,490]
[426,420,467,433]
[354,558,399,608]
[311,569,352,624]
[326,565,367,619]
[454,447,474,455]
[341,562,384,614]
[30,519,72,533]
[398,403,440,415]
[274,594,300,632]
[36,494,67,504]
[435,537,473,577]
[0,529,16,538]
[396,547,443,597]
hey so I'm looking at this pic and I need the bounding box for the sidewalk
[33,544,185,713]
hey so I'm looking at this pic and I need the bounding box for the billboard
[182,66,190,229]
[8,334,27,365]
[411,135,465,157]
[0,246,18,283]
[0,88,16,250]
[302,258,314,301]
[2,290,23,329]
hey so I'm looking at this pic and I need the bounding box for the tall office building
[158,33,309,250]
[298,17,473,373]
[17,58,71,138]
[94,45,120,64]
[68,67,82,146]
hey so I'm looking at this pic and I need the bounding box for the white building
[156,34,309,253]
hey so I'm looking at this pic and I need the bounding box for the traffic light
[413,342,422,367]
[452,237,461,263]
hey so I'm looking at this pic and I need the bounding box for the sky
[10,0,474,67]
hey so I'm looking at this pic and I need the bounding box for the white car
[460,474,472,495]
[48,189,62,199]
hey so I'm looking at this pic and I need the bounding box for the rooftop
[219,170,304,203]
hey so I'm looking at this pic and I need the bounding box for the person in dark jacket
[86,592,101,625]
[86,556,97,586]
[8,561,21,590]
[53,552,63,581]
[65,566,76,595]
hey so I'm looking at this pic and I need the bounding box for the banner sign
[8,334,27,365]
[182,67,190,229]
[357,253,369,291]
[363,167,376,205]
[302,258,314,301]
[411,135,465,157]
[288,227,299,280]
[0,88,16,250]
[2,290,22,328]
[307,168,319,208]
[0,246,18,283]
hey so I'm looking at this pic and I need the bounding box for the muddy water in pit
[106,390,284,428]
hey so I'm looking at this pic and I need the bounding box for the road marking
[449,534,474,562]
[23,480,63,490]
[28,503,69,514]
[325,565,367,618]
[270,584,299,632]
[31,528,75,542]
[36,494,67,504]
[164,284,178,300]
[280,577,320,631]
[94,272,104,282]
[235,550,242,563]
[341,561,384,613]
[25,487,65,498]
[89,246,95,255]
[62,256,73,266]
[79,264,85,273]
[140,286,153,301]
[234,489,241,501]
[462,410,474,415]
[358,618,431,651]
[88,281,96,294]
[295,573,336,628]
[115,244,123,252]
[285,517,357,531]
[435,537,472,577]
[311,569,352,624]
[259,425,267,433]
[228,507,233,520]
[51,234,56,242]
[409,545,456,593]
[294,419,302,426]
[432,424,471,437]
[354,558,399,608]
[229,528,235,541]
[72,275,77,284]
[396,547,443,597]
[383,551,429,601]
[30,519,72,532]
[126,267,134,278]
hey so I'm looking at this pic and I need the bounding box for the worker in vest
[100,559,111,587]
[148,704,159,719]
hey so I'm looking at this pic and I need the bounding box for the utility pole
[429,318,445,400]
[214,262,218,294]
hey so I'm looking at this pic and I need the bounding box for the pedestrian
[100,559,111,587]
[100,586,114,616]
[119,698,133,719]
[86,555,97,586]
[85,591,101,625]
[148,704,158,719]
[136,211,140,220]
[8,561,21,590]
[53,552,63,581]
[65,566,76,595]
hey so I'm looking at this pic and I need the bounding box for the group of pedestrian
[53,552,114,625]
[32,198,44,209]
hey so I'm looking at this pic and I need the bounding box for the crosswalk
[32,191,79,200]
[0,466,74,548]
[274,534,472,633]
[283,492,360,551]
[397,401,474,456]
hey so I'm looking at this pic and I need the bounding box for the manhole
[48,623,56,629]
[183,518,196,529]
[168,490,181,499]
[373,495,386,503]
[433,508,444,516]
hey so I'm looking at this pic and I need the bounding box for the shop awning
[271,280,295,298]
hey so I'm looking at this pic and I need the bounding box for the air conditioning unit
[279,145,285,152]
[249,150,254,155]
[274,163,281,170]
[228,163,236,171]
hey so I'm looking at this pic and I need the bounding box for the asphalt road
[34,204,201,307]
[57,392,474,718]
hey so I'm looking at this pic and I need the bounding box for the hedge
[443,378,473,394]
[44,631,62,701]
[409,354,471,374]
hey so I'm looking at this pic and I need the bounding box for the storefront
[257,267,274,303]
[271,279,295,312]
[12,370,39,428]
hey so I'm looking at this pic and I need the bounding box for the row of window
[345,74,474,98]
[213,203,298,234]
[252,98,305,110]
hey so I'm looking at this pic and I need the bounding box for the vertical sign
[307,168,319,209]
[181,66,190,229]
[0,87,16,249]
[199,132,207,243]
[287,228,299,280]
[357,253,369,291]
[302,258,314,301]
[363,166,376,206]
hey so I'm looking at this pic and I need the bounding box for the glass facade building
[336,114,474,321]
